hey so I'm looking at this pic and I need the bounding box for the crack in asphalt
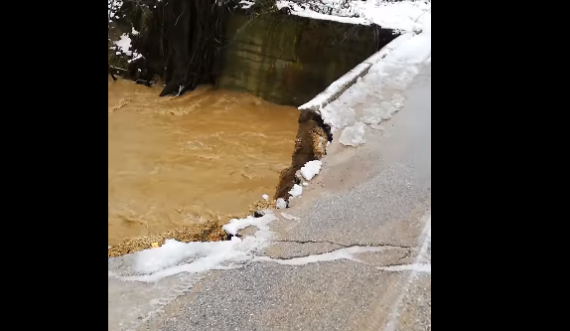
[273,239,412,250]
[255,243,412,265]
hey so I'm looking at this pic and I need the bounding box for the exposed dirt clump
[108,221,226,257]
[274,110,332,201]
[248,198,276,215]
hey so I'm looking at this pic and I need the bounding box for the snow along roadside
[303,11,430,141]
[298,32,415,113]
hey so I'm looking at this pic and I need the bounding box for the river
[108,77,299,246]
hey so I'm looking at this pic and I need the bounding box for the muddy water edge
[108,78,301,256]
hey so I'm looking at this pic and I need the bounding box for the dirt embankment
[274,110,332,201]
[108,222,226,257]
[108,109,331,258]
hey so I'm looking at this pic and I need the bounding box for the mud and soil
[274,110,331,201]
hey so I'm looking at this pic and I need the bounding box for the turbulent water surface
[108,78,299,245]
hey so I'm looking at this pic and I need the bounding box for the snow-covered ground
[108,0,123,21]
[237,0,430,31]
[108,0,142,62]
[276,0,430,32]
[110,0,429,67]
[317,12,431,146]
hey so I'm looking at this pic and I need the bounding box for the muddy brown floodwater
[108,78,299,246]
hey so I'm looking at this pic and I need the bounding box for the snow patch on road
[276,198,287,209]
[108,213,277,283]
[289,184,303,198]
[223,215,267,236]
[339,122,366,146]
[300,33,415,114]
[300,160,323,181]
[297,7,431,146]
[321,14,431,144]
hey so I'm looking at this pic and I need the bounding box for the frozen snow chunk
[289,184,303,198]
[262,194,269,201]
[368,100,398,119]
[379,101,396,119]
[391,94,405,114]
[361,105,384,125]
[114,34,133,56]
[300,160,322,181]
[276,198,287,209]
[390,66,420,90]
[320,105,355,130]
[131,239,233,275]
[302,182,309,186]
[114,213,279,282]
[222,215,259,235]
[392,93,405,105]
[339,122,366,146]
